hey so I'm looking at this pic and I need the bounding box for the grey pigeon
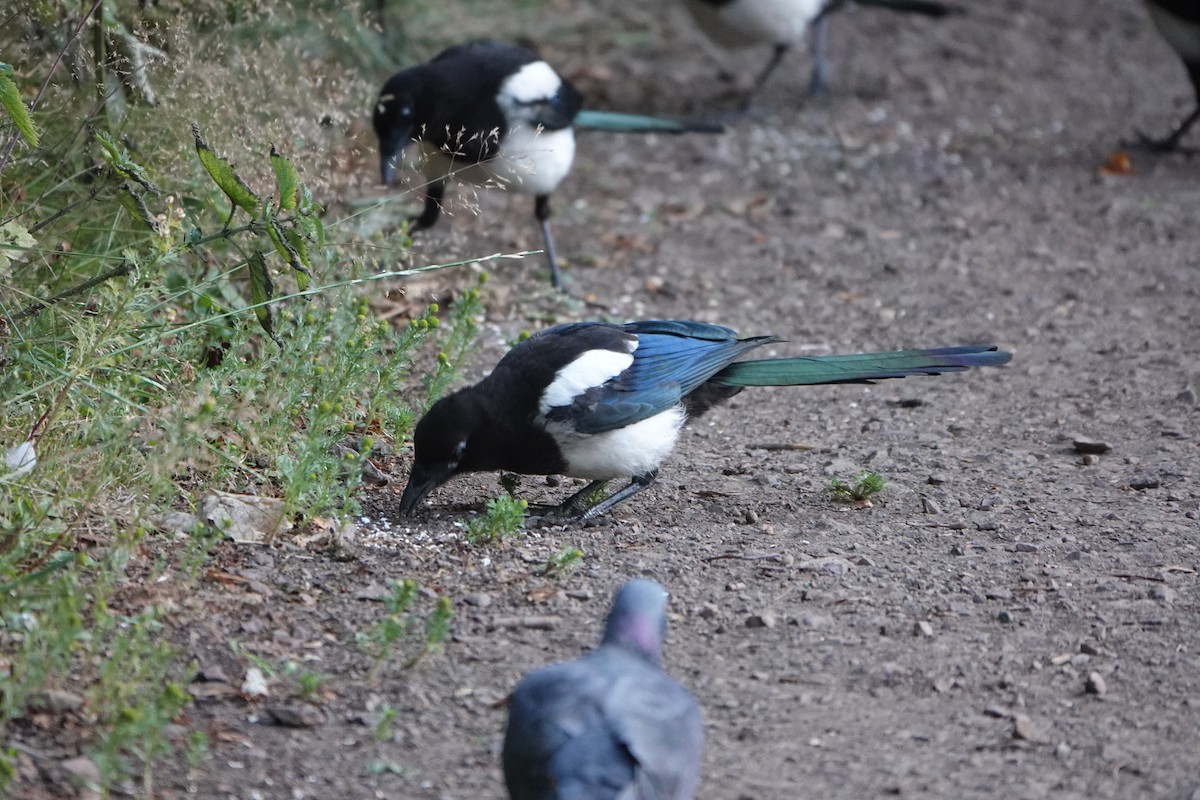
[502,579,704,800]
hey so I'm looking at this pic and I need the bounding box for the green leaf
[116,183,159,233]
[246,252,279,345]
[270,144,299,210]
[191,123,259,216]
[0,66,38,147]
[95,129,158,193]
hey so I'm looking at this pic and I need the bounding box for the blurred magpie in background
[503,579,703,800]
[680,0,955,108]
[1140,0,1200,151]
[398,319,1011,522]
[373,41,723,289]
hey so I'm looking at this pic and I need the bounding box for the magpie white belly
[683,0,824,47]
[545,406,686,481]
[421,126,574,197]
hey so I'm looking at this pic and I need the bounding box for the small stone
[1085,671,1107,695]
[462,592,492,607]
[1149,585,1178,604]
[1072,438,1111,455]
[241,667,269,698]
[265,705,324,728]
[1130,475,1160,491]
[1176,387,1197,405]
[1013,542,1040,553]
[743,509,759,524]
[914,620,934,638]
[695,602,720,620]
[982,705,1008,718]
[997,609,1015,624]
[921,496,943,515]
[27,689,85,713]
[745,611,778,629]
[1012,713,1049,743]
[927,474,948,486]
[61,755,101,784]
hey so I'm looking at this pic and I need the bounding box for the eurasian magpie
[1140,0,1200,151]
[503,579,703,800]
[680,0,955,108]
[373,41,722,289]
[397,319,1012,522]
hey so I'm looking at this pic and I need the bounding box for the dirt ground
[24,0,1200,797]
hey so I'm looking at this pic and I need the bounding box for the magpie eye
[454,439,467,458]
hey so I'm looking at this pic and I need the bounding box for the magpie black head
[373,69,426,186]
[398,391,481,516]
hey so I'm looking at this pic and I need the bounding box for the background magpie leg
[742,44,790,111]
[577,471,659,522]
[808,17,831,96]
[534,194,563,290]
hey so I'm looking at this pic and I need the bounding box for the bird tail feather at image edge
[574,109,724,134]
[713,346,1011,387]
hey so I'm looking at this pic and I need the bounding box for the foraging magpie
[1140,0,1200,151]
[680,0,955,107]
[373,41,722,289]
[503,579,703,800]
[397,319,1011,522]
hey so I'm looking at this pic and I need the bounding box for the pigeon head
[398,391,480,516]
[373,69,426,186]
[601,579,670,666]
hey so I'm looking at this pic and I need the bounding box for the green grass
[0,1,508,793]
[465,495,529,544]
[827,471,887,504]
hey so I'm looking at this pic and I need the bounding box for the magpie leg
[741,44,790,112]
[409,180,445,232]
[808,16,831,97]
[545,480,608,518]
[534,194,563,290]
[1134,105,1200,153]
[576,471,658,522]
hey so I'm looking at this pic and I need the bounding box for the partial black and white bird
[502,578,704,800]
[372,41,722,289]
[397,319,1011,521]
[679,0,955,108]
[1140,0,1200,150]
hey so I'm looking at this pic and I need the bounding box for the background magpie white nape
[397,319,1012,523]
[372,41,724,290]
[1139,0,1200,151]
[502,579,703,800]
[679,0,956,108]
[373,41,581,290]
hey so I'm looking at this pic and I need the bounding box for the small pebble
[997,609,1015,624]
[1013,542,1040,553]
[1130,475,1160,491]
[927,474,948,486]
[1072,437,1111,455]
[745,611,778,629]
[1085,671,1107,695]
[914,620,934,638]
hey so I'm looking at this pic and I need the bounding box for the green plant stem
[13,260,135,321]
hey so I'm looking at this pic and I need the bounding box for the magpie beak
[378,124,411,187]
[398,460,451,516]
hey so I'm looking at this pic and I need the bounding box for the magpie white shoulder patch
[498,61,562,105]
[539,346,635,415]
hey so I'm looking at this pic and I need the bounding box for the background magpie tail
[574,109,725,135]
[852,0,958,17]
[712,345,1011,388]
